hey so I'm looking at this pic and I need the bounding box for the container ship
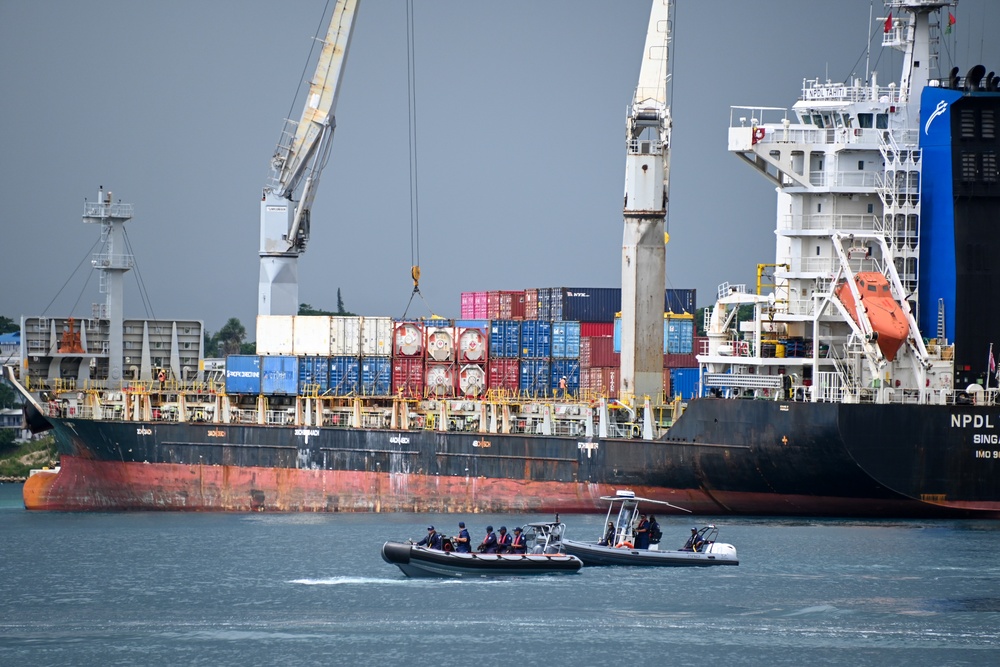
[7,0,1000,517]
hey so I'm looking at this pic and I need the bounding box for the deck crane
[258,0,359,317]
[620,0,672,402]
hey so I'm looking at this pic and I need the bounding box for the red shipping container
[665,352,698,368]
[392,357,424,398]
[580,322,614,337]
[524,288,539,320]
[487,290,526,320]
[663,368,672,398]
[487,358,520,393]
[581,336,618,368]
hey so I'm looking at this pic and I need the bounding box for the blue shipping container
[558,287,621,322]
[520,320,552,358]
[330,356,360,395]
[551,321,580,358]
[666,288,696,314]
[519,359,551,397]
[360,357,391,395]
[298,356,330,395]
[262,356,299,395]
[550,359,580,394]
[666,318,694,354]
[489,320,521,358]
[225,355,261,394]
[537,288,554,321]
[455,320,489,329]
[670,367,701,400]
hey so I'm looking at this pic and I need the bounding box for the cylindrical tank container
[487,358,520,392]
[457,324,489,363]
[360,356,391,395]
[670,367,700,400]
[256,316,294,355]
[261,355,299,395]
[225,355,260,394]
[519,359,551,397]
[298,356,330,395]
[293,316,331,356]
[330,316,362,356]
[524,288,539,320]
[581,336,618,368]
[551,321,581,359]
[520,320,551,358]
[458,364,487,397]
[489,320,520,358]
[361,317,393,356]
[425,362,456,397]
[550,359,579,394]
[425,325,456,362]
[392,356,424,398]
[329,355,360,395]
[393,321,425,357]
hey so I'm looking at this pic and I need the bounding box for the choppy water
[1,483,999,666]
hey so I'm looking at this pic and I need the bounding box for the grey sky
[1,1,997,335]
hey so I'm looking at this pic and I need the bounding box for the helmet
[486,525,493,532]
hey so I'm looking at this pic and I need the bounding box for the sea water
[1,483,998,666]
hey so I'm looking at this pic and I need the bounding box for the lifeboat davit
[835,272,909,361]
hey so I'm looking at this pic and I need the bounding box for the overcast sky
[2,0,997,335]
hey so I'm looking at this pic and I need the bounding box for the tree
[216,318,247,356]
[0,316,17,334]
[337,289,345,315]
[0,428,15,453]
[0,379,20,409]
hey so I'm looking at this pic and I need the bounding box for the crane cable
[402,0,435,319]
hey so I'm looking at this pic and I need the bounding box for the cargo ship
[7,0,1000,516]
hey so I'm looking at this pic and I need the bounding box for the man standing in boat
[453,521,471,552]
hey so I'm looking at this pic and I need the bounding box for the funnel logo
[924,100,948,135]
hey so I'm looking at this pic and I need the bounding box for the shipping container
[360,357,391,395]
[298,356,330,395]
[425,362,456,397]
[256,316,294,355]
[393,321,425,357]
[581,336,618,368]
[460,292,477,319]
[457,324,489,363]
[519,358,551,397]
[580,322,614,337]
[551,321,581,358]
[361,316,393,356]
[664,352,698,368]
[524,288,539,320]
[330,355,360,395]
[330,316,362,356]
[550,359,580,395]
[392,356,424,398]
[520,320,552,358]
[489,320,520,358]
[666,315,694,354]
[665,288,697,314]
[458,364,487,397]
[487,290,526,320]
[555,287,621,322]
[425,325,456,362]
[580,366,618,398]
[225,355,260,394]
[537,287,555,321]
[293,316,331,356]
[487,358,519,393]
[670,367,701,400]
[261,355,299,395]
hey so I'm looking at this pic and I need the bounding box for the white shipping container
[330,316,362,356]
[256,315,294,355]
[293,316,332,356]
[361,317,393,356]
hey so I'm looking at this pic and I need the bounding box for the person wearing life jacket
[496,526,512,553]
[479,525,498,553]
[634,514,650,549]
[599,521,616,546]
[453,521,471,553]
[647,514,662,545]
[682,527,704,552]
[509,526,527,554]
[415,525,444,550]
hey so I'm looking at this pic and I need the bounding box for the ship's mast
[84,186,134,388]
[259,0,359,317]
[620,0,672,402]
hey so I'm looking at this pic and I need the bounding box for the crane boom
[620,0,672,402]
[259,0,359,317]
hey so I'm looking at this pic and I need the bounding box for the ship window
[858,160,865,170]
[817,203,822,212]
[834,114,844,127]
[868,285,877,292]
[858,113,873,128]
[867,204,874,213]
[823,114,834,127]
[801,114,813,125]
[876,114,888,129]
[812,114,824,128]
[816,246,821,256]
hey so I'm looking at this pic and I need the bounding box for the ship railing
[800,79,899,104]
[778,213,879,232]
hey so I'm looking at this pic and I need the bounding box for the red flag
[884,12,892,33]
[946,12,955,35]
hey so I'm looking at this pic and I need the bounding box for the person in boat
[634,514,650,549]
[478,525,498,553]
[509,526,527,554]
[682,527,704,552]
[453,521,472,553]
[415,525,444,550]
[599,521,616,546]
[647,514,662,545]
[496,526,512,553]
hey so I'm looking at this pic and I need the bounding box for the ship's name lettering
[473,440,492,448]
[974,450,1000,459]
[389,436,410,444]
[136,427,152,436]
[973,434,1000,445]
[207,430,226,437]
[294,429,320,437]
[951,414,995,429]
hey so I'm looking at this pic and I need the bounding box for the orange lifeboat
[834,272,909,362]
